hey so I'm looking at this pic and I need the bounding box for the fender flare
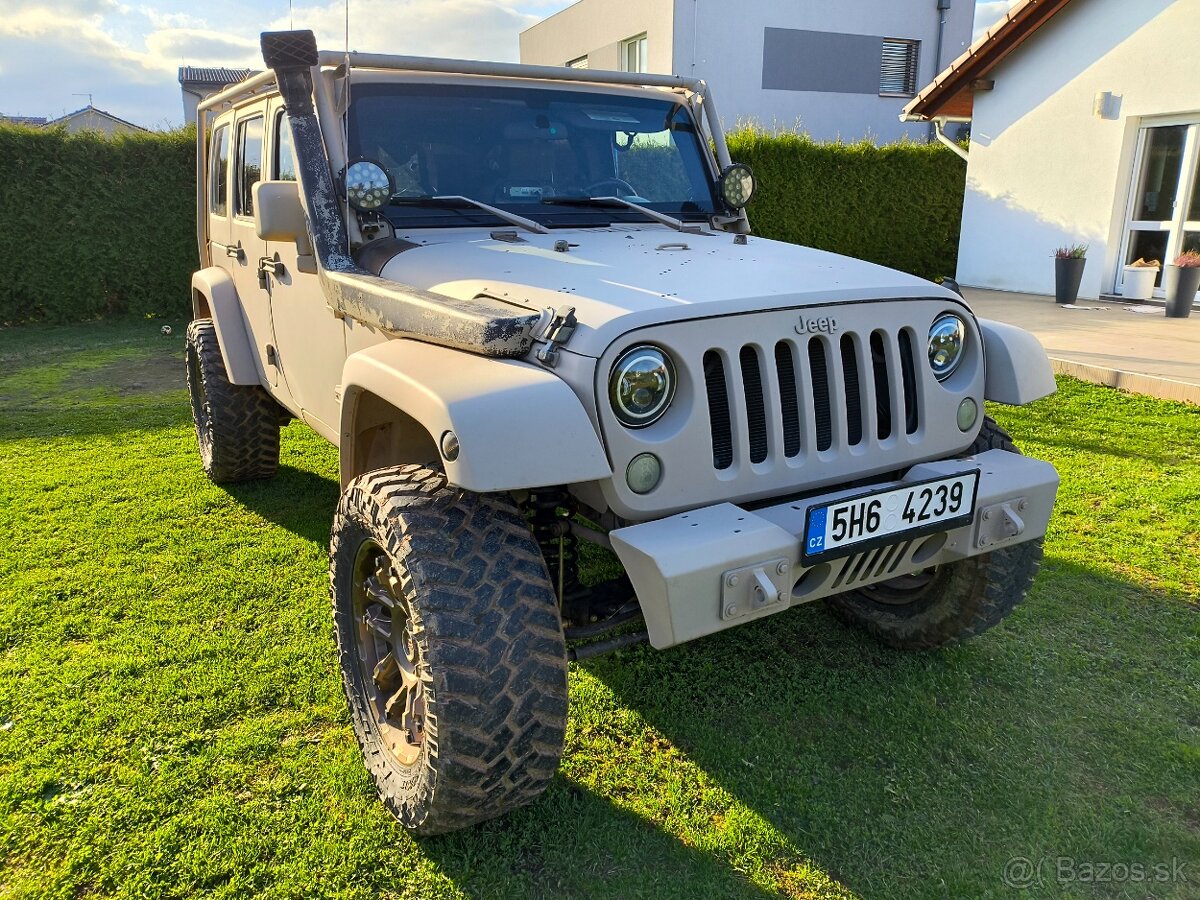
[191,267,260,385]
[978,318,1057,405]
[339,340,612,491]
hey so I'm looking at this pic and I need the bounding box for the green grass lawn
[1,319,1197,899]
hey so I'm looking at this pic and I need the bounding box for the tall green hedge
[0,124,196,325]
[727,127,965,280]
[0,123,964,326]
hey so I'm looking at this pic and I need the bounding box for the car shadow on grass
[559,558,1199,898]
[222,460,342,547]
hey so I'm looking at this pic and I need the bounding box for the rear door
[228,108,284,392]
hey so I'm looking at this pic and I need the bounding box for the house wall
[518,0,675,73]
[520,0,973,143]
[956,0,1198,299]
[54,109,142,136]
[672,0,973,142]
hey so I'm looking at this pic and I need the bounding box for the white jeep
[186,30,1059,834]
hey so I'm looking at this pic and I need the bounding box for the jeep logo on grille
[795,315,838,335]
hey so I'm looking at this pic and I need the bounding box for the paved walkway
[962,288,1200,405]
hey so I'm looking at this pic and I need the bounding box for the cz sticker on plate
[802,470,980,563]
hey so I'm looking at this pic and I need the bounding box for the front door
[1118,120,1200,299]
[261,102,348,438]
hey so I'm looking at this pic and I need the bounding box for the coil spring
[524,487,580,602]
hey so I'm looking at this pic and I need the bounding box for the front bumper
[609,449,1059,649]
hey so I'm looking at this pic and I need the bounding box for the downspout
[933,118,968,161]
[928,0,949,143]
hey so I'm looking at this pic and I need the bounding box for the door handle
[213,241,244,262]
[257,254,285,289]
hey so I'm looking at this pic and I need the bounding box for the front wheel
[330,464,569,834]
[825,417,1043,649]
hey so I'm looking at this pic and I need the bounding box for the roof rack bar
[315,50,703,92]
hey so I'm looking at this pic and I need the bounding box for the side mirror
[717,163,756,211]
[253,180,307,242]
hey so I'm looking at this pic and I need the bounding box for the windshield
[346,81,718,229]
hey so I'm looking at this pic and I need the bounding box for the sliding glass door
[1119,120,1200,298]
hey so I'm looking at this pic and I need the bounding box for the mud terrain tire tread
[330,463,568,835]
[185,319,281,483]
[825,417,1043,650]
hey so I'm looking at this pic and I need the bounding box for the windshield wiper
[389,194,548,234]
[541,195,703,234]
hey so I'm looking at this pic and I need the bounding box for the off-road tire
[825,417,1043,649]
[185,319,280,483]
[330,463,569,834]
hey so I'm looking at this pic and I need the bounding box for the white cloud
[0,0,554,127]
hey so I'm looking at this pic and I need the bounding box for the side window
[209,124,230,216]
[274,110,297,181]
[234,115,264,217]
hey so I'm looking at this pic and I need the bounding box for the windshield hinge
[533,306,578,367]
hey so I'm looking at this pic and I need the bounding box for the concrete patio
[962,288,1200,405]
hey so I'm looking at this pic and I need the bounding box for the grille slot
[704,350,733,470]
[809,339,833,452]
[840,335,863,447]
[775,342,802,458]
[898,329,920,434]
[701,323,924,471]
[870,331,892,440]
[739,346,769,464]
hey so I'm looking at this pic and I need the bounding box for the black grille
[898,329,919,434]
[774,342,801,458]
[704,350,733,470]
[870,330,892,440]
[809,339,833,452]
[840,335,862,447]
[703,326,922,470]
[740,346,768,464]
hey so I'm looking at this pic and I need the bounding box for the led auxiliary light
[718,163,756,210]
[344,160,392,211]
[927,313,967,381]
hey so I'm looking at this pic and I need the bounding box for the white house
[520,0,975,143]
[903,0,1200,305]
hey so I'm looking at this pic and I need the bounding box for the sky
[0,0,1021,130]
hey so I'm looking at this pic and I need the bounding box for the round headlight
[344,159,392,211]
[718,163,756,210]
[609,345,676,428]
[927,313,966,381]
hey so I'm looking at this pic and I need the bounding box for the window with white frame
[620,33,647,73]
[880,38,920,96]
[566,55,589,69]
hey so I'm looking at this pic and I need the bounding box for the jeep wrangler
[186,30,1059,834]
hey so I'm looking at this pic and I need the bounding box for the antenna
[289,0,293,28]
[72,92,93,108]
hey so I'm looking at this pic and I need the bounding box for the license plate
[802,470,979,562]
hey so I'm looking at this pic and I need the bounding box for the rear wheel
[825,417,1043,649]
[185,319,281,483]
[330,464,568,834]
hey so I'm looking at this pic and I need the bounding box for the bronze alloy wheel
[351,540,426,765]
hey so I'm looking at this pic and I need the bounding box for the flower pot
[1122,265,1159,301]
[1054,256,1085,304]
[1164,264,1199,318]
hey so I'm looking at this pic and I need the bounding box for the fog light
[626,453,662,494]
[957,397,978,432]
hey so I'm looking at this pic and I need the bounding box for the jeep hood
[379,224,958,358]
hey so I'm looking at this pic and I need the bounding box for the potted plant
[1122,257,1160,301]
[1163,251,1200,318]
[1054,244,1087,305]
